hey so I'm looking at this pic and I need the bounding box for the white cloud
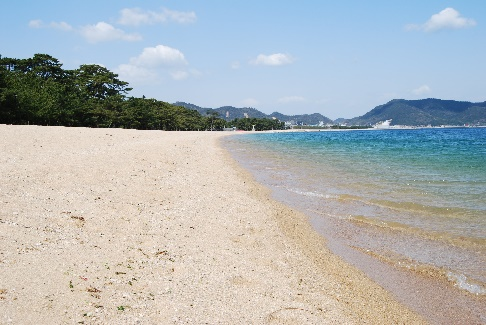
[231,61,240,69]
[250,53,294,66]
[278,96,306,104]
[163,8,197,24]
[80,22,142,43]
[131,45,188,67]
[118,7,196,26]
[29,20,137,42]
[28,20,43,28]
[412,85,432,95]
[28,19,73,31]
[406,8,476,32]
[116,64,157,82]
[50,21,73,31]
[117,45,192,83]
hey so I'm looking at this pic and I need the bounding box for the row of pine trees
[0,54,284,131]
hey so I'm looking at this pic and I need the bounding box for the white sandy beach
[0,125,425,324]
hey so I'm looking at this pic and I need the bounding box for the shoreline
[1,125,424,324]
[224,130,486,324]
[241,125,486,134]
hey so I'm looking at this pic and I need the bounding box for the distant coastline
[176,98,486,128]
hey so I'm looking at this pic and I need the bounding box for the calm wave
[225,128,486,294]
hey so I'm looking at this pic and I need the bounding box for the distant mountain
[347,99,486,126]
[173,102,333,125]
[173,102,204,113]
[268,112,333,125]
[333,118,347,125]
[174,99,486,127]
[214,106,268,119]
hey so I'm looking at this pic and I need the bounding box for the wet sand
[0,125,425,324]
[225,130,486,325]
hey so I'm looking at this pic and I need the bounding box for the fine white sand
[0,125,425,324]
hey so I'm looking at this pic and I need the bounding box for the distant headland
[175,98,486,127]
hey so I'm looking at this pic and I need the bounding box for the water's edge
[222,133,486,325]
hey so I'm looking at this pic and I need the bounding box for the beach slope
[0,125,424,324]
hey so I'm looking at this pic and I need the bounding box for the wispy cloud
[28,19,73,31]
[250,53,294,66]
[412,85,431,96]
[118,7,197,26]
[80,22,142,43]
[406,8,476,32]
[28,20,43,28]
[29,6,195,43]
[29,19,141,43]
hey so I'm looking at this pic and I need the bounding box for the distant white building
[374,119,392,129]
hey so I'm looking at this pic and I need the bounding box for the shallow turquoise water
[225,128,486,294]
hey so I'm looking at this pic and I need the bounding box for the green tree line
[0,54,285,131]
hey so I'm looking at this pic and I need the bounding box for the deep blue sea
[224,127,486,296]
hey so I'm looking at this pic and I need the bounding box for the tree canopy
[0,53,285,131]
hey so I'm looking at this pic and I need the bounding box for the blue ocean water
[225,127,486,295]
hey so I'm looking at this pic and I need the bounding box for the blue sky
[2,1,485,119]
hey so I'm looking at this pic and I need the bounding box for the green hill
[174,99,486,127]
[174,102,333,125]
[269,112,333,125]
[347,99,486,126]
